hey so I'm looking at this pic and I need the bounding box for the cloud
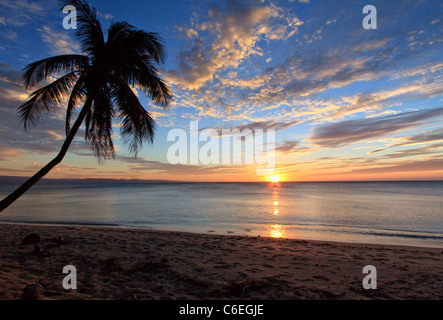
[118,156,248,176]
[369,128,443,156]
[381,143,443,159]
[167,1,301,90]
[323,79,443,121]
[0,0,46,27]
[391,128,443,147]
[222,119,298,133]
[1,0,442,181]
[98,12,114,20]
[274,140,300,154]
[4,29,17,40]
[245,43,438,109]
[164,0,443,130]
[0,145,22,161]
[167,39,214,90]
[0,63,22,84]
[38,25,80,55]
[0,64,90,157]
[348,158,443,175]
[175,25,199,39]
[310,107,443,148]
[199,119,299,137]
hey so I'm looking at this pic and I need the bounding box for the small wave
[0,219,120,228]
[355,229,443,240]
[291,224,443,241]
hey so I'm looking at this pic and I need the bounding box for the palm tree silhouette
[0,0,172,212]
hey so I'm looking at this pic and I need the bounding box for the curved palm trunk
[0,98,92,213]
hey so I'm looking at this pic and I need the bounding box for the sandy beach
[0,223,442,300]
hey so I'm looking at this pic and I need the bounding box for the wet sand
[0,223,442,300]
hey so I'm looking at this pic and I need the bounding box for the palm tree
[0,0,172,212]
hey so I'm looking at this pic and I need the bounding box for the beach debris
[101,257,126,273]
[22,284,43,300]
[20,233,54,256]
[105,257,120,266]
[224,279,257,297]
[134,257,169,273]
[160,255,168,264]
[47,237,69,248]
[21,233,40,245]
[30,243,52,257]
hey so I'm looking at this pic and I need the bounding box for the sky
[0,0,442,182]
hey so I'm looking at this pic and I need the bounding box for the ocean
[0,180,442,248]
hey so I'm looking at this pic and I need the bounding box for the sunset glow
[0,0,441,182]
[270,176,280,183]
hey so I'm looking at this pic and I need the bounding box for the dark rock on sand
[21,233,40,245]
[22,284,43,300]
[21,233,52,256]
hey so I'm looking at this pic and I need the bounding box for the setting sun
[270,176,280,183]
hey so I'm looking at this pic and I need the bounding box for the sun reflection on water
[269,224,285,238]
[269,183,286,237]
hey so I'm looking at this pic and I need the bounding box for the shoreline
[3,220,441,251]
[0,222,442,300]
[1,220,442,250]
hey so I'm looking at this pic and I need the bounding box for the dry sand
[0,223,442,300]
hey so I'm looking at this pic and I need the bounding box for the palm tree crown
[20,0,172,160]
[0,0,172,212]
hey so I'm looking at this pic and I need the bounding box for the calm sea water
[0,181,442,247]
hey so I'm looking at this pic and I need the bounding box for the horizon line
[0,175,442,184]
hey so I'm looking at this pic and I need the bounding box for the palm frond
[111,77,156,155]
[61,0,104,56]
[122,60,173,108]
[84,87,115,161]
[107,22,166,64]
[107,21,134,43]
[130,30,166,64]
[65,74,87,135]
[100,20,172,108]
[18,72,78,129]
[22,55,89,89]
